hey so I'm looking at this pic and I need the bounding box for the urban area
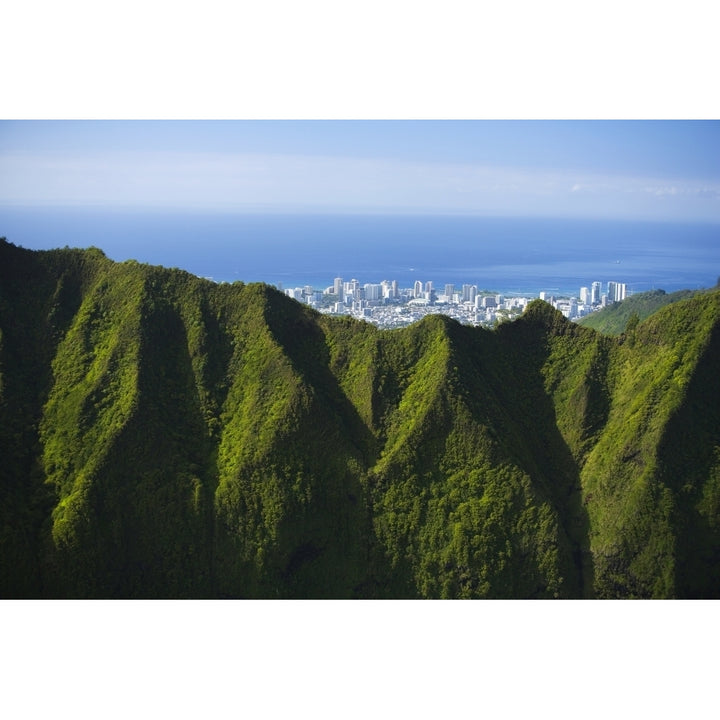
[280,277,628,329]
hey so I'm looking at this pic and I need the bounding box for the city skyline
[283,271,630,330]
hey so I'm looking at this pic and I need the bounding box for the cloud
[1,150,720,221]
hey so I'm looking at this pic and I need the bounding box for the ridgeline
[2,238,719,598]
[578,288,704,335]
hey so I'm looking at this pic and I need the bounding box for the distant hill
[578,288,704,334]
[2,237,720,598]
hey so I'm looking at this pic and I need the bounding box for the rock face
[1,238,719,598]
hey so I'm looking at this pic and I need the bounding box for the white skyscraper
[606,282,627,302]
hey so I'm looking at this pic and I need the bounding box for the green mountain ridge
[578,287,705,335]
[2,238,719,598]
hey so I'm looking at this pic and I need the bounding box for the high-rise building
[591,281,602,304]
[580,286,590,304]
[414,280,423,298]
[333,277,343,296]
[445,283,455,299]
[606,282,627,303]
[343,279,361,303]
[462,284,477,303]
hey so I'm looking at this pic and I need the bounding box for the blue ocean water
[1,207,719,297]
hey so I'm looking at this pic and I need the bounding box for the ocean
[1,207,719,297]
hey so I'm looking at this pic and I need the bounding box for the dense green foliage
[2,238,720,598]
[578,288,702,335]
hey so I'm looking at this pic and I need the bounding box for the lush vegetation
[578,288,703,335]
[2,237,719,598]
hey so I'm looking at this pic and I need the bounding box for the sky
[1,120,719,222]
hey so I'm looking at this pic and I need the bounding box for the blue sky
[1,120,719,221]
